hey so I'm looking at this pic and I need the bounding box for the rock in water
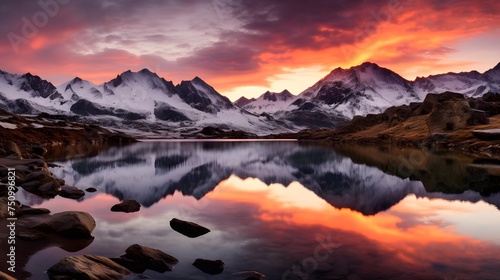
[118,244,179,273]
[59,185,85,199]
[170,218,210,238]
[111,200,141,213]
[193,259,225,275]
[86,187,98,192]
[33,211,96,238]
[47,255,132,280]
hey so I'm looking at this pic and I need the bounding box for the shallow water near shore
[14,141,500,279]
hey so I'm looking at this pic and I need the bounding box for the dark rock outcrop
[170,218,210,238]
[32,211,96,238]
[110,200,141,213]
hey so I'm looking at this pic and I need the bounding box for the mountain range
[1,62,499,135]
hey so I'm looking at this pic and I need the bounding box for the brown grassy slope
[298,93,500,158]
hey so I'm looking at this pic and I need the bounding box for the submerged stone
[170,218,210,238]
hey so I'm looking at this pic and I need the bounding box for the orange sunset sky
[1,0,500,100]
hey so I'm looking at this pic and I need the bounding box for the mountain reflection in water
[15,141,500,279]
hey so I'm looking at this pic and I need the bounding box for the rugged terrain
[1,62,499,135]
[298,92,500,159]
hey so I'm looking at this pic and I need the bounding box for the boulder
[420,92,465,115]
[467,109,489,125]
[38,181,62,198]
[33,211,96,238]
[427,100,472,133]
[111,200,141,213]
[170,218,210,238]
[86,187,98,192]
[47,255,131,280]
[59,185,85,199]
[192,259,225,275]
[119,244,179,273]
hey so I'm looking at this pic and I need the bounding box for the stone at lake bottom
[192,259,224,275]
[59,185,85,199]
[111,200,141,213]
[119,244,179,273]
[86,187,98,192]
[33,211,96,238]
[233,271,266,280]
[47,255,131,280]
[170,218,210,238]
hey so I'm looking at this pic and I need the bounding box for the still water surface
[16,141,500,279]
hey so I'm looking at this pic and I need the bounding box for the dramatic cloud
[0,0,499,99]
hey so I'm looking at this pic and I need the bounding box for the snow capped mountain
[483,62,500,85]
[236,89,297,114]
[278,62,500,121]
[234,96,255,108]
[0,62,499,133]
[296,62,420,119]
[0,68,294,135]
[412,71,493,99]
[0,70,64,114]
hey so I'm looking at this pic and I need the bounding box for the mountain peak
[358,61,380,68]
[192,76,206,83]
[234,96,256,107]
[139,68,154,75]
[72,77,83,83]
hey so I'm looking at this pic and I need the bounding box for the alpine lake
[12,140,500,279]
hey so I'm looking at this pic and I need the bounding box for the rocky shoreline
[297,92,500,159]
[0,140,264,279]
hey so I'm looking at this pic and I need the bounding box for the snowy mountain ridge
[0,68,294,135]
[238,62,500,120]
[0,62,499,134]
